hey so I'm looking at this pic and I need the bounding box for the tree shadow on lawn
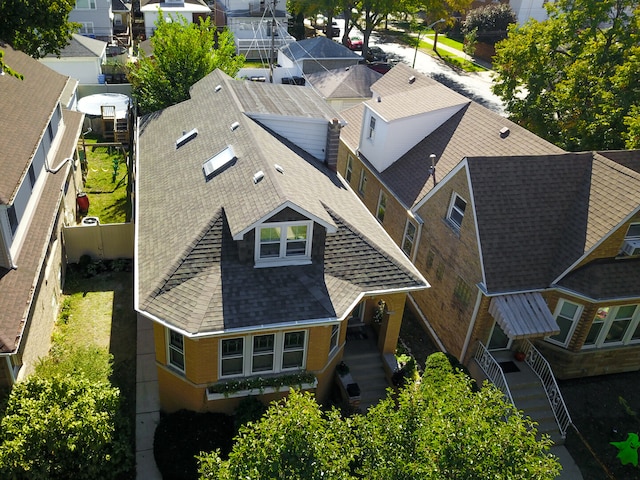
[63,265,137,478]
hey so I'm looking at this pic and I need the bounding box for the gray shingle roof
[305,64,381,100]
[136,70,428,335]
[467,152,640,292]
[341,64,564,209]
[280,37,361,62]
[0,45,69,205]
[44,34,106,59]
[556,257,640,300]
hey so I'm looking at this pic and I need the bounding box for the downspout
[460,286,483,362]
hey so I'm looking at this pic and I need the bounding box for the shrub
[234,396,267,432]
[462,4,517,44]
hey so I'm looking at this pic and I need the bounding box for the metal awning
[488,292,560,339]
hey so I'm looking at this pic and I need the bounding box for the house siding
[413,170,482,359]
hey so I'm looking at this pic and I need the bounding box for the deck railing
[473,341,514,406]
[521,340,572,438]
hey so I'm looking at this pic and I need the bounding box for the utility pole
[269,0,276,83]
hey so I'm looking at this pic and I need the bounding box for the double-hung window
[583,305,640,348]
[220,331,307,378]
[76,0,96,9]
[345,155,353,183]
[447,193,467,231]
[79,22,95,34]
[168,330,185,371]
[221,338,244,376]
[368,116,376,139]
[329,324,340,353]
[376,191,387,223]
[547,300,582,347]
[256,221,312,265]
[402,220,416,256]
[252,334,275,373]
[358,170,367,196]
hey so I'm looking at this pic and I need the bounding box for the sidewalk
[416,32,493,70]
[135,315,162,479]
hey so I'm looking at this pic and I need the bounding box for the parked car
[323,22,340,38]
[346,36,363,51]
[366,62,393,74]
[366,46,387,62]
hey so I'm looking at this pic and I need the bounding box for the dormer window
[255,221,313,266]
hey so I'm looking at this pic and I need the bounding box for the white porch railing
[473,342,514,406]
[521,340,572,438]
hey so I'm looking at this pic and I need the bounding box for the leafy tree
[128,13,245,114]
[351,0,408,61]
[198,353,560,480]
[0,0,78,58]
[198,390,358,479]
[462,3,517,43]
[355,353,560,479]
[492,0,640,151]
[0,373,132,479]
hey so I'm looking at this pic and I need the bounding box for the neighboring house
[135,69,428,413]
[278,37,362,77]
[509,0,549,24]
[139,0,211,38]
[305,64,382,112]
[69,0,115,41]
[39,34,107,85]
[337,62,640,382]
[216,0,296,60]
[112,0,133,46]
[0,46,85,390]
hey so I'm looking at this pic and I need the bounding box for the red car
[346,36,363,51]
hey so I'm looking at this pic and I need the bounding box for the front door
[488,322,512,350]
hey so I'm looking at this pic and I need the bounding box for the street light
[412,18,445,68]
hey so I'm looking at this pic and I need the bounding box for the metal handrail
[522,340,572,438]
[473,341,515,406]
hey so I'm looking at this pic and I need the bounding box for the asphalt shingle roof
[0,45,68,205]
[44,34,106,59]
[280,37,361,62]
[137,70,428,335]
[467,152,640,293]
[305,64,381,100]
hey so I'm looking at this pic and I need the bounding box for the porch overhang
[488,292,560,339]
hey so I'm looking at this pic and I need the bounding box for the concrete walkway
[135,315,162,479]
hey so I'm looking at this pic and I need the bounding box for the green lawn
[80,136,131,223]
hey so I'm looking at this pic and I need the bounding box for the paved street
[330,19,505,115]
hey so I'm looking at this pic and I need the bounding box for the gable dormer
[358,86,468,173]
[234,205,332,267]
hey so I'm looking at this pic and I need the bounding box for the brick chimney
[325,118,341,172]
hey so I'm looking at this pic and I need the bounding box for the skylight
[203,145,236,178]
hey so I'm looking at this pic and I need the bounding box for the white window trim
[367,115,376,140]
[167,329,185,372]
[546,299,582,347]
[358,169,367,195]
[76,0,96,9]
[624,223,640,240]
[582,304,640,349]
[376,190,387,223]
[345,155,353,182]
[79,22,95,34]
[219,330,308,379]
[254,220,313,267]
[446,192,466,231]
[329,324,340,354]
[401,219,416,257]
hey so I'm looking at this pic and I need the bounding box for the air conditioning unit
[622,239,640,256]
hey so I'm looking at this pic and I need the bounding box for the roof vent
[176,128,198,148]
[274,164,284,173]
[202,145,236,178]
[499,126,510,138]
[377,96,381,102]
[215,84,222,92]
[253,170,265,184]
[230,121,240,131]
[409,75,416,84]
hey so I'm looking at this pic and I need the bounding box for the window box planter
[206,373,317,401]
